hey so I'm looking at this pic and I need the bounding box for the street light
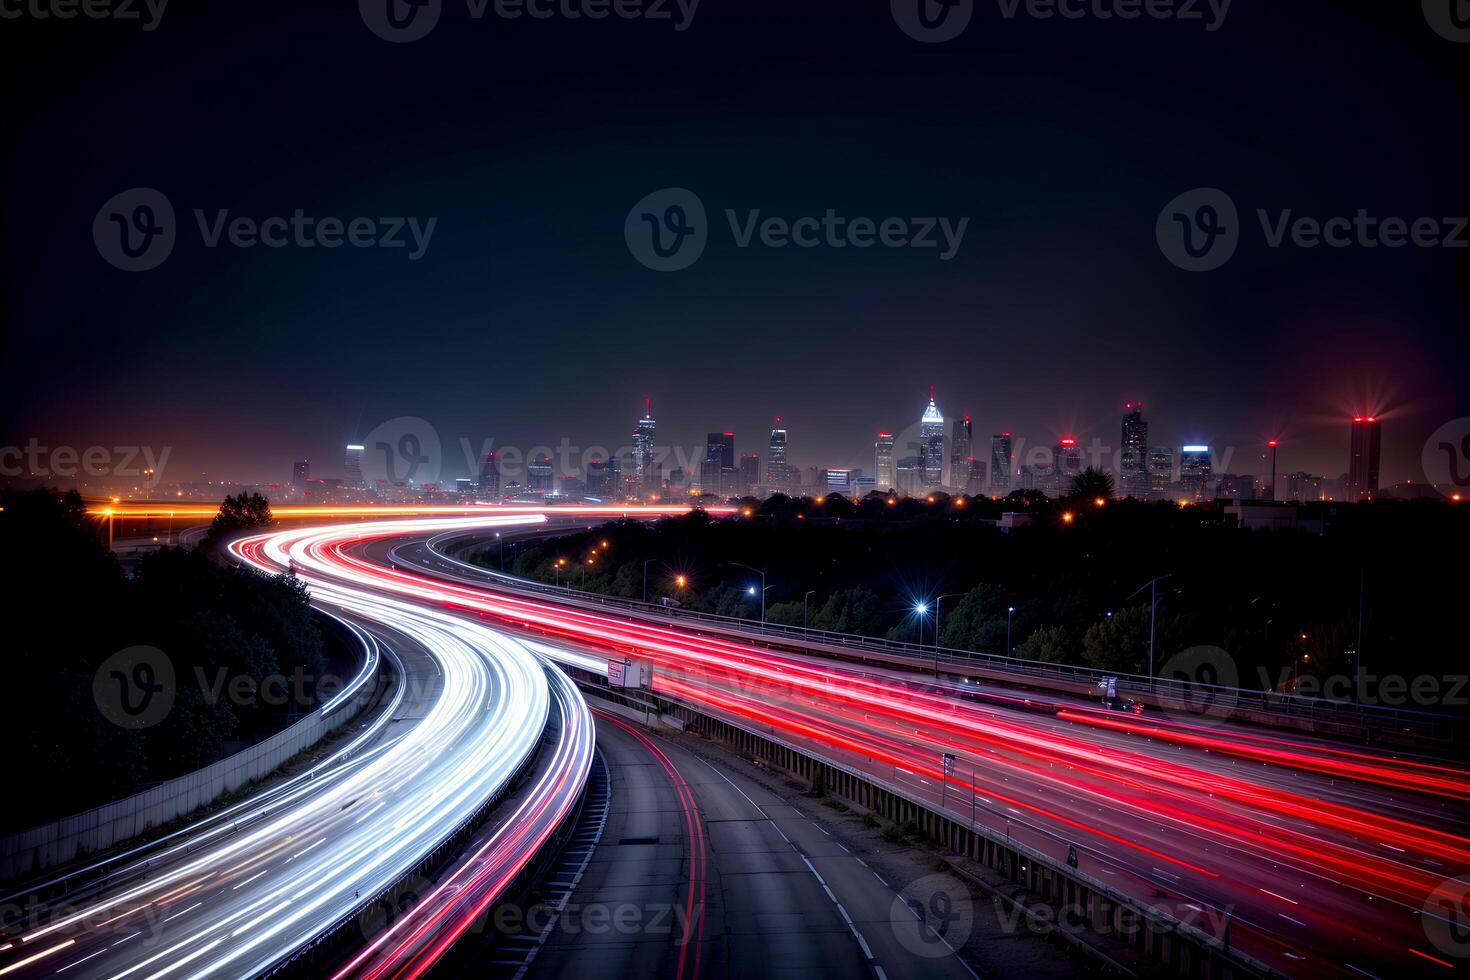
[1127,574,1173,678]
[733,562,769,624]
[803,589,816,632]
[914,601,929,648]
[1006,606,1016,658]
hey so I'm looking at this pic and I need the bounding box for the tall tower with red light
[1347,416,1381,500]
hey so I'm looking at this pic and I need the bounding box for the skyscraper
[875,432,896,489]
[344,444,365,487]
[1120,403,1149,497]
[1180,445,1213,499]
[478,451,501,498]
[950,415,972,491]
[920,387,944,488]
[739,453,761,496]
[896,456,925,496]
[633,398,656,491]
[702,432,735,495]
[767,418,789,486]
[291,460,310,489]
[1147,446,1174,497]
[528,454,554,493]
[1053,436,1083,495]
[1347,416,1382,500]
[989,433,1013,496]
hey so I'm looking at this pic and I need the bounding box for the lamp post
[914,601,929,649]
[733,562,768,624]
[934,593,964,677]
[803,589,816,632]
[1127,574,1173,678]
[1006,606,1016,658]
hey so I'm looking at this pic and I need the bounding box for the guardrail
[426,529,1463,747]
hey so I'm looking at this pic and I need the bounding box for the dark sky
[2,1,1466,488]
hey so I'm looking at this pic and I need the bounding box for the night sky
[2,1,1465,487]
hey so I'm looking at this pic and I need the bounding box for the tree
[938,583,1009,652]
[1070,467,1115,501]
[209,492,272,539]
[1080,605,1151,673]
[1015,624,1075,664]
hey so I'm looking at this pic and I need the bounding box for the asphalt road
[523,712,985,980]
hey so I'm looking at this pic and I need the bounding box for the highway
[330,517,1469,979]
[0,514,592,980]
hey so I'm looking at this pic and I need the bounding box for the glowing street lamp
[1006,606,1016,658]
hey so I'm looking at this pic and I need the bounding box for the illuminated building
[1348,416,1382,500]
[292,460,310,489]
[920,387,944,487]
[875,432,896,489]
[767,419,790,485]
[344,445,365,487]
[989,433,1013,495]
[950,415,972,490]
[633,398,656,490]
[1180,445,1213,499]
[478,451,501,498]
[1052,436,1083,493]
[528,454,554,493]
[1148,446,1174,497]
[1120,403,1149,497]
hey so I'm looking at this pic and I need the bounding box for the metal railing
[419,530,1464,746]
